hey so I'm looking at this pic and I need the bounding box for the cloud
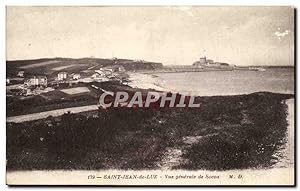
[274,29,290,40]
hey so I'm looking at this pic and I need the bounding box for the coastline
[127,72,169,92]
[126,71,295,171]
[126,70,294,96]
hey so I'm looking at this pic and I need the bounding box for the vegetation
[6,57,163,77]
[6,92,293,170]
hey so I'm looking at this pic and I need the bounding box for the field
[60,87,90,95]
[6,81,149,117]
[51,64,76,71]
[6,83,101,116]
[6,92,293,171]
[19,60,61,69]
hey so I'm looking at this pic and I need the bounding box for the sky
[6,6,294,66]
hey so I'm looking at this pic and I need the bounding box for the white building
[17,71,24,77]
[73,73,81,80]
[92,73,101,79]
[57,72,68,80]
[94,70,106,77]
[118,66,126,72]
[92,73,109,82]
[25,76,47,86]
[104,68,114,72]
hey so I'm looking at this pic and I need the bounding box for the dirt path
[158,136,204,170]
[7,104,99,123]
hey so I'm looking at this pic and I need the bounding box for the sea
[149,68,294,96]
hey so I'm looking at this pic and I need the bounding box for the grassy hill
[6,57,163,77]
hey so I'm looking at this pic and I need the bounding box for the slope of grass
[6,92,293,170]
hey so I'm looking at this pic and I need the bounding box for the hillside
[6,57,163,77]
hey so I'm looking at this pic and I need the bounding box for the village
[6,55,267,98]
[6,57,164,117]
[6,61,127,97]
[6,56,269,117]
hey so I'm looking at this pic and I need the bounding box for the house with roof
[17,71,24,77]
[25,76,47,87]
[57,72,68,81]
[73,73,81,80]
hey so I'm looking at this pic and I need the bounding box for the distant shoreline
[130,65,294,75]
[126,69,294,97]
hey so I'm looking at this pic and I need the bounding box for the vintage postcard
[6,6,295,186]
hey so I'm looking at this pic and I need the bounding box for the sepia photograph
[5,6,295,186]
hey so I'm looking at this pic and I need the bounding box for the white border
[0,0,298,190]
[0,0,298,6]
